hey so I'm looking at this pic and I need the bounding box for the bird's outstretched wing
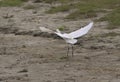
[55,31,78,44]
[68,22,94,38]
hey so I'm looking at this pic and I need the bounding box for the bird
[54,22,94,57]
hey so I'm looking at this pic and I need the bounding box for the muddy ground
[0,2,120,82]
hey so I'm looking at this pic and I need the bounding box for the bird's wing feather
[68,22,94,38]
[54,32,63,38]
[55,29,70,39]
[55,32,70,39]
[55,32,77,44]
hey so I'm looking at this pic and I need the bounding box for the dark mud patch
[0,26,19,34]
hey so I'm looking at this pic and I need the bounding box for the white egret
[55,22,94,57]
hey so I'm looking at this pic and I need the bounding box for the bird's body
[55,32,77,44]
[55,22,93,44]
[55,22,94,57]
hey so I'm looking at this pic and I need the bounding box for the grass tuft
[0,0,24,7]
[66,9,97,20]
[46,5,71,13]
[58,25,68,31]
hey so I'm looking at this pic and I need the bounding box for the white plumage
[55,22,94,45]
[39,22,94,57]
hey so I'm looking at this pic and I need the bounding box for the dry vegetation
[0,0,120,82]
[44,0,120,29]
[0,0,120,29]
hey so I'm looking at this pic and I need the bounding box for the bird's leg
[67,44,70,57]
[71,45,74,57]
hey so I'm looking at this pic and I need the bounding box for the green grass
[99,8,120,29]
[46,0,120,14]
[0,0,24,7]
[46,5,71,13]
[45,0,120,28]
[66,4,97,19]
[58,25,68,31]
[0,0,120,28]
[37,0,73,4]
[38,0,57,3]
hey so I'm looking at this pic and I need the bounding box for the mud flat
[0,2,120,82]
